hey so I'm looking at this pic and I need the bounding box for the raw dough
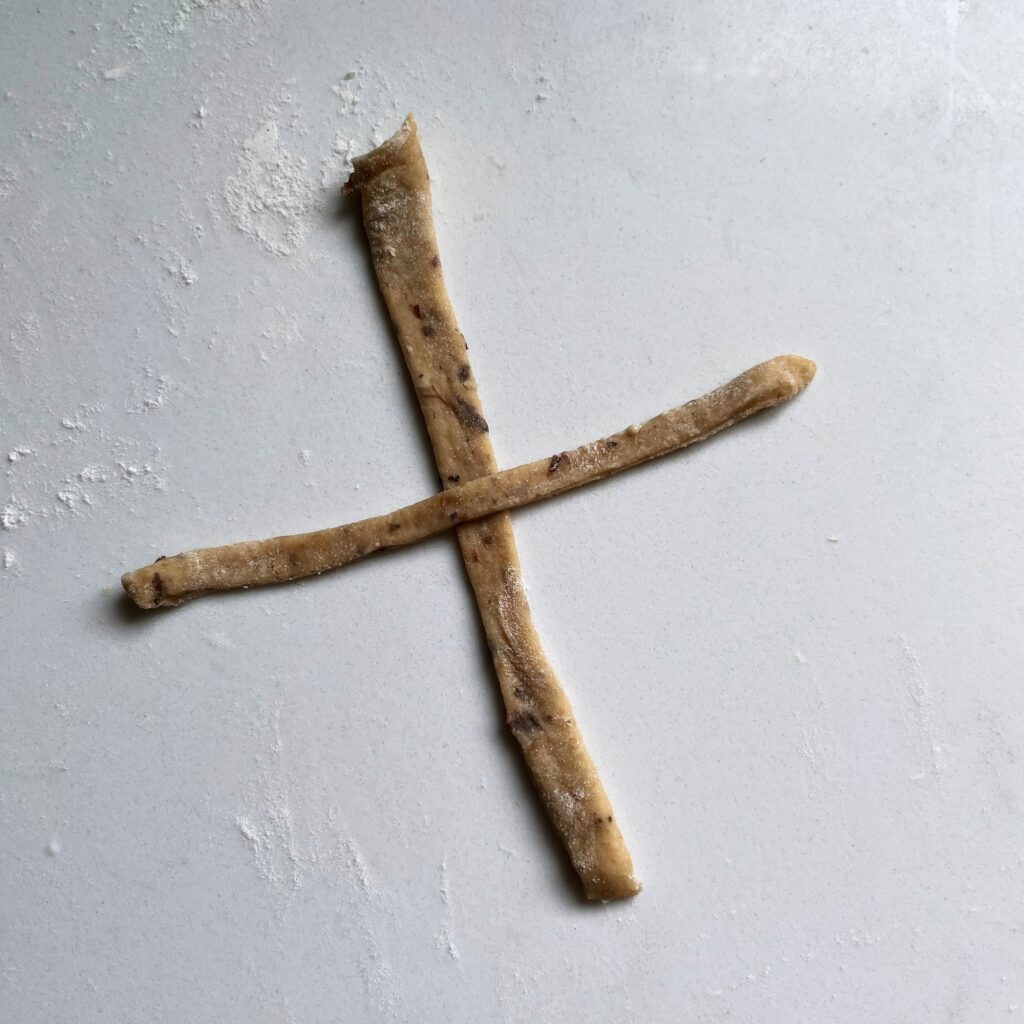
[122,355,815,611]
[345,114,640,900]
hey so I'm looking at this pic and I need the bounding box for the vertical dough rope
[345,114,641,900]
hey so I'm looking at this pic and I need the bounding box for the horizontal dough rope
[122,354,815,610]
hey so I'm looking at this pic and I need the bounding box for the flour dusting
[2,504,28,531]
[318,66,401,184]
[234,711,386,897]
[899,634,947,789]
[0,166,19,201]
[169,0,266,34]
[223,120,314,256]
[162,250,198,285]
[2,402,167,538]
[435,855,460,961]
[320,133,358,188]
[233,703,405,1014]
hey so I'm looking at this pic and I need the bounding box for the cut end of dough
[342,113,418,195]
[583,871,643,902]
[121,566,180,610]
[122,570,153,609]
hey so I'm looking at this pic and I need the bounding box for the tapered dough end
[777,354,817,390]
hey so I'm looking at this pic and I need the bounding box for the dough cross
[122,115,815,901]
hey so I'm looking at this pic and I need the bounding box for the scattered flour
[223,120,314,256]
[256,308,302,361]
[8,312,40,350]
[236,807,302,893]
[2,504,28,531]
[332,82,361,116]
[233,704,405,1015]
[234,709,385,898]
[899,634,947,790]
[320,133,358,188]
[129,369,174,413]
[525,73,556,114]
[0,166,19,201]
[162,250,198,285]
[203,631,234,649]
[169,0,266,34]
[317,67,400,185]
[435,855,460,961]
[78,465,109,483]
[115,460,165,486]
[56,488,91,512]
[2,403,167,537]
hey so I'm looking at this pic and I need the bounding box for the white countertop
[3,1,1023,1020]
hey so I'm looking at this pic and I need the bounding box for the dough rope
[122,355,815,610]
[349,115,647,899]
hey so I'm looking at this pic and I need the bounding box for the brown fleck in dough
[345,114,640,900]
[453,396,488,433]
[508,710,544,738]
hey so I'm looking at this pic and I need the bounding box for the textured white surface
[3,1,1024,1021]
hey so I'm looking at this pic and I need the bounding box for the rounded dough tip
[120,571,148,609]
[781,354,817,388]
